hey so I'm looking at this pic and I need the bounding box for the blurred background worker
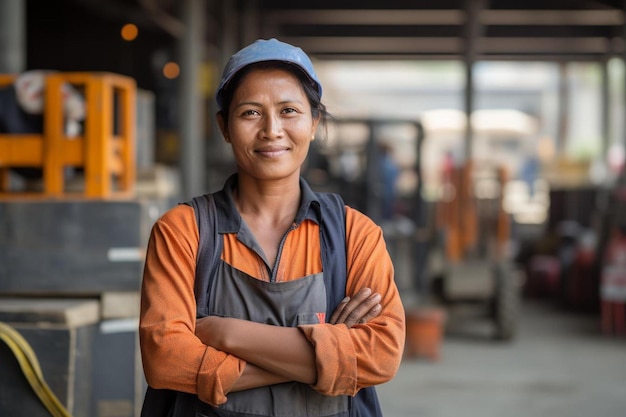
[377,141,401,221]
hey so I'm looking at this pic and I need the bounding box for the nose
[261,113,284,140]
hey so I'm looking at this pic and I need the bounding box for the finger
[356,303,382,325]
[334,288,371,324]
[329,296,350,324]
[344,293,381,327]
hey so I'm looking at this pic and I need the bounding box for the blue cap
[216,38,322,110]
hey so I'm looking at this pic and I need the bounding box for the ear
[216,111,230,143]
[310,116,320,141]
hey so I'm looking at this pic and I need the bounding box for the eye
[241,108,260,117]
[281,107,298,115]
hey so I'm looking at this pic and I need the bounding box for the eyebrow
[234,99,305,110]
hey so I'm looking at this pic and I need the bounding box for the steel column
[463,0,485,163]
[0,0,25,73]
[179,0,206,199]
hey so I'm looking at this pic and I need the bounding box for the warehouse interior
[1,1,626,416]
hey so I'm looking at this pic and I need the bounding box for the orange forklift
[432,160,520,340]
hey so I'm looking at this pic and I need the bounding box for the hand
[196,315,228,349]
[329,287,382,327]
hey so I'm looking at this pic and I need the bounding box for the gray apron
[192,262,349,417]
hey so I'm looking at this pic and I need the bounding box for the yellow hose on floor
[0,322,72,417]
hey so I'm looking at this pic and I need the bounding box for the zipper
[269,222,298,282]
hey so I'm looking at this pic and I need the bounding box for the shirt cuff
[196,349,246,406]
[299,323,358,396]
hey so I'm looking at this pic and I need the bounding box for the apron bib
[193,262,349,417]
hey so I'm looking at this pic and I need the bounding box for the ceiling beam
[482,37,618,53]
[281,37,463,54]
[481,10,624,25]
[265,9,623,26]
[311,53,607,62]
[281,36,623,56]
[265,10,464,25]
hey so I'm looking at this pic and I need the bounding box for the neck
[234,175,301,224]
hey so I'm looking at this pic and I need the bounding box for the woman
[139,38,405,416]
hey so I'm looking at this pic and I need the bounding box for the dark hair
[217,61,330,140]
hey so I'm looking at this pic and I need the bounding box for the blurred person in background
[377,142,400,221]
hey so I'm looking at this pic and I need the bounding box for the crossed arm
[195,287,382,391]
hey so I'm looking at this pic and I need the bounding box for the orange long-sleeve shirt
[139,184,405,406]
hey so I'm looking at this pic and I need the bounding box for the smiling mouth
[256,148,289,157]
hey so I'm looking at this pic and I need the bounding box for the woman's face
[219,67,319,182]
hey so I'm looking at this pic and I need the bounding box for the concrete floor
[377,300,626,417]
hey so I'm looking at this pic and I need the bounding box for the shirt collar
[214,173,322,234]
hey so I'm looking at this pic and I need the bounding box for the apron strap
[186,194,223,318]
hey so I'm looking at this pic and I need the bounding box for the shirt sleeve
[139,204,245,406]
[299,206,406,396]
